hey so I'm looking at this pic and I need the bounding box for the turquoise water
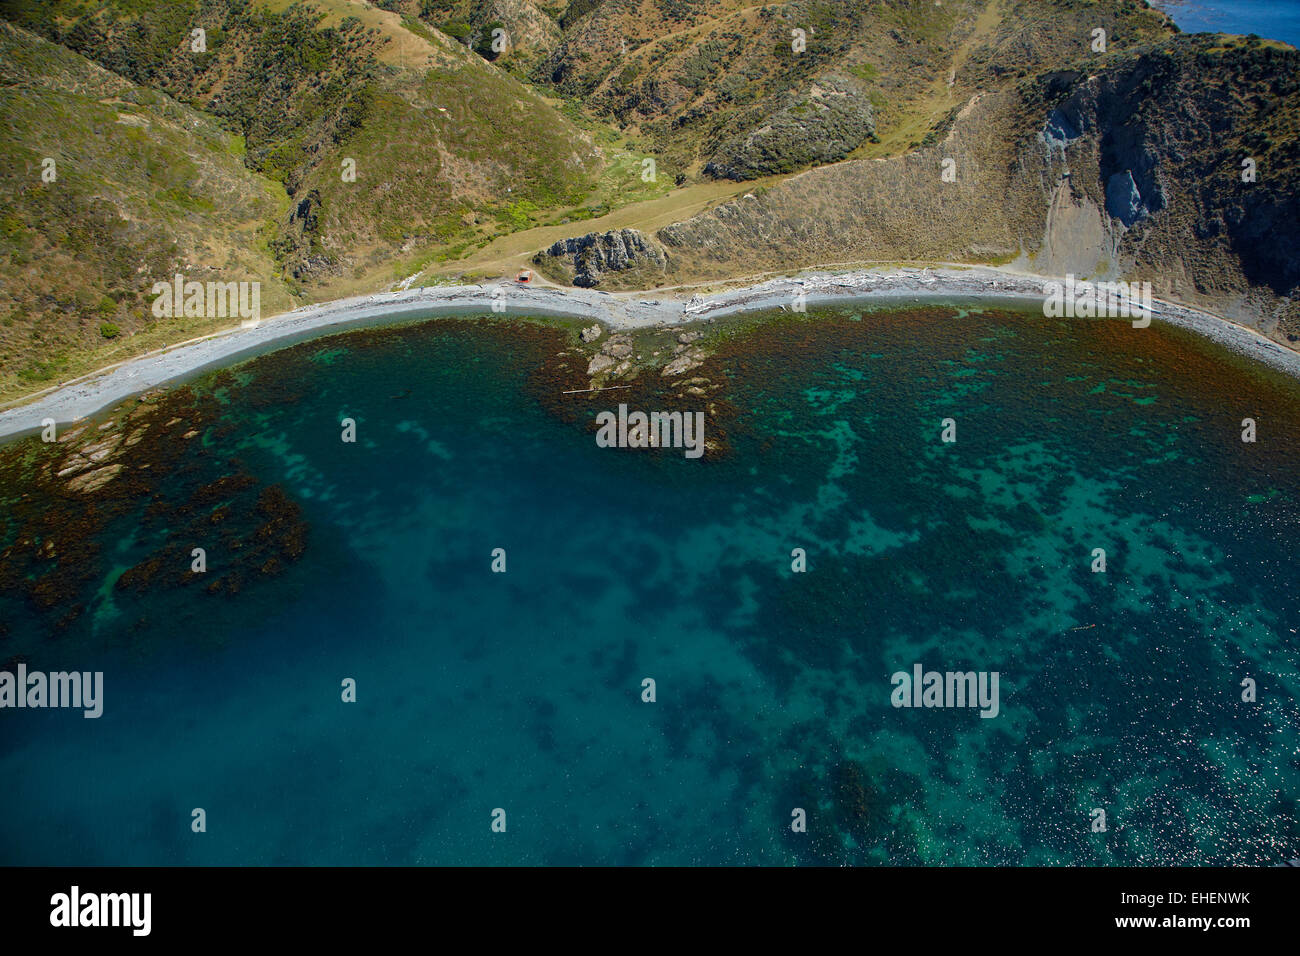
[1154,0,1300,46]
[1,307,1298,865]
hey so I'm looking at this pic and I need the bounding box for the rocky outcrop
[544,37,1298,347]
[1105,170,1147,227]
[703,75,877,181]
[534,228,669,287]
[586,331,634,376]
[1031,40,1298,327]
[530,37,1299,347]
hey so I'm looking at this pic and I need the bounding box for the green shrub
[475,21,508,60]
[441,21,472,41]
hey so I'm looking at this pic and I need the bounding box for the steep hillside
[535,34,1300,343]
[0,20,292,400]
[534,0,1176,177]
[0,0,617,288]
[397,0,565,73]
[1035,39,1300,311]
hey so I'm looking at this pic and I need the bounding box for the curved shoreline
[1,266,1297,441]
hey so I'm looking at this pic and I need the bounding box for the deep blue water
[1,307,1298,865]
[1154,0,1300,46]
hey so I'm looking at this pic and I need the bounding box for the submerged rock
[662,350,705,376]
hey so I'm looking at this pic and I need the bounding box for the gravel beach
[1,265,1296,441]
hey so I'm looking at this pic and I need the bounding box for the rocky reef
[526,317,733,462]
[0,379,311,661]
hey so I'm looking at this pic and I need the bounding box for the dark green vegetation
[703,75,879,180]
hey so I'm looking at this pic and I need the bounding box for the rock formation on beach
[535,229,670,288]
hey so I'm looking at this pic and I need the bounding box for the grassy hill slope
[0,20,292,400]
[0,0,640,290]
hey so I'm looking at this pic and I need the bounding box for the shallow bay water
[1,306,1297,865]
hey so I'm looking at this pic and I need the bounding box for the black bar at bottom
[0,866,1288,941]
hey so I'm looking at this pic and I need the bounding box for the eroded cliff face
[1023,42,1300,338]
[534,36,1300,347]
